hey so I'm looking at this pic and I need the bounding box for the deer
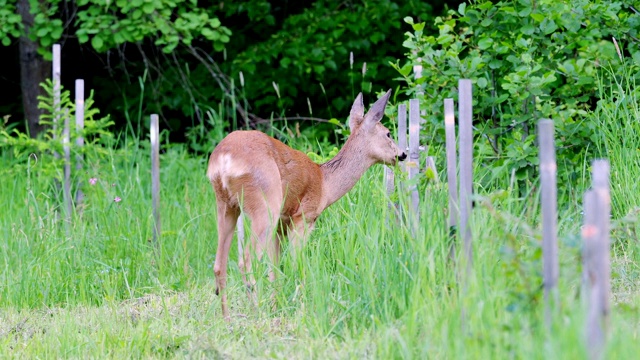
[206,89,406,319]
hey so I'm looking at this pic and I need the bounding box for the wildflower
[89,177,97,185]
[114,196,122,203]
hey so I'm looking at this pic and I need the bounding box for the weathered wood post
[52,44,61,154]
[75,80,85,209]
[150,114,161,245]
[458,79,473,271]
[538,119,559,329]
[444,98,458,256]
[63,109,72,221]
[408,99,421,222]
[583,160,611,360]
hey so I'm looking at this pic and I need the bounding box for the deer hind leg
[239,185,283,307]
[213,202,239,320]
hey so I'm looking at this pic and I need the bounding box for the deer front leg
[289,215,315,256]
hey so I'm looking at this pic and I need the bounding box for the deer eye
[386,132,391,138]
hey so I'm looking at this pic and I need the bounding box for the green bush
[394,0,640,189]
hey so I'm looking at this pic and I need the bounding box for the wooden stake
[151,114,161,244]
[444,98,458,257]
[458,79,473,270]
[63,109,72,223]
[584,160,611,360]
[408,99,421,221]
[75,80,85,209]
[538,119,559,328]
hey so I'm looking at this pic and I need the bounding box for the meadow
[1,75,640,359]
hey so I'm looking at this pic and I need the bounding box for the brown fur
[207,90,406,319]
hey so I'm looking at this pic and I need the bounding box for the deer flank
[207,89,406,319]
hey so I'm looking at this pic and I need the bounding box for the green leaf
[458,3,466,16]
[36,27,49,37]
[1,37,10,46]
[404,16,414,25]
[142,3,154,14]
[530,13,545,22]
[540,18,558,35]
[477,77,488,88]
[521,24,535,35]
[412,23,425,32]
[91,36,104,51]
[478,37,494,50]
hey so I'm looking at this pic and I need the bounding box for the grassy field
[1,80,640,358]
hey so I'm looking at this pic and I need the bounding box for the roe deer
[207,89,406,319]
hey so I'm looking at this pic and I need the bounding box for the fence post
[384,166,395,224]
[75,80,85,210]
[63,109,72,222]
[150,114,161,245]
[538,119,559,329]
[458,79,473,271]
[584,160,611,360]
[444,98,458,257]
[408,99,421,224]
[53,44,61,153]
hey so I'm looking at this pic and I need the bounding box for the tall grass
[1,78,640,358]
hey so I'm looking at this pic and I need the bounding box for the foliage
[394,0,640,188]
[0,0,22,46]
[214,0,435,134]
[0,80,114,178]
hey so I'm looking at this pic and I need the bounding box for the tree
[0,0,231,138]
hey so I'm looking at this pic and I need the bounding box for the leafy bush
[0,80,114,179]
[394,0,640,188]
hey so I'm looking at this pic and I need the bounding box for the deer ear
[363,89,392,129]
[349,92,364,131]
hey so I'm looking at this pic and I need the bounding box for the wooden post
[63,109,72,221]
[150,114,161,245]
[237,216,245,267]
[52,44,61,149]
[458,79,473,270]
[52,44,62,211]
[397,104,408,219]
[398,104,408,167]
[75,80,85,209]
[538,119,559,328]
[408,99,421,220]
[444,98,458,256]
[584,160,611,360]
[384,166,395,223]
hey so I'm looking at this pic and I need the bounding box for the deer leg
[289,215,315,256]
[213,203,239,321]
[240,187,282,308]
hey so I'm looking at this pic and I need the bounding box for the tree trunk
[17,0,51,138]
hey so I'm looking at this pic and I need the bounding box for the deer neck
[320,135,374,209]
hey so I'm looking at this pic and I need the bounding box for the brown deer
[207,90,406,319]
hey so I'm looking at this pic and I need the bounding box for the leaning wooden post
[408,99,421,222]
[444,98,458,256]
[75,80,85,210]
[63,109,72,221]
[584,160,611,360]
[538,119,559,329]
[150,114,161,245]
[458,80,473,271]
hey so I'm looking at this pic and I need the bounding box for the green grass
[2,86,640,358]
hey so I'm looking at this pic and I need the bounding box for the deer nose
[398,152,407,161]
